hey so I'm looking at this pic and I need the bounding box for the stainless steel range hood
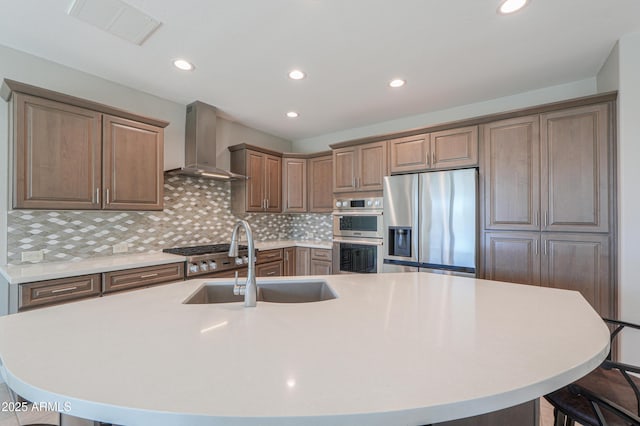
[175,101,246,181]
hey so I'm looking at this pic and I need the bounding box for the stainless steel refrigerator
[382,168,477,276]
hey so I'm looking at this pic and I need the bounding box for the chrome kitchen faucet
[229,220,257,307]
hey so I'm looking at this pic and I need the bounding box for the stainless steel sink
[183,280,337,304]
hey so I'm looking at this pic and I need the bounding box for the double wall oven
[332,197,383,274]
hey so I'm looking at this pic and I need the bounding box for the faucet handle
[232,270,245,296]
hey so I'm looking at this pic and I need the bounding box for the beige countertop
[0,272,609,425]
[0,241,332,285]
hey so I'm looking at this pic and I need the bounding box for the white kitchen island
[0,272,609,426]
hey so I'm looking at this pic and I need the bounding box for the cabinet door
[256,261,283,277]
[389,134,429,174]
[358,141,387,191]
[483,231,540,286]
[541,233,611,317]
[295,247,311,276]
[283,247,296,276]
[308,155,333,213]
[103,263,184,294]
[283,157,307,212]
[245,150,266,212]
[14,93,102,209]
[19,274,101,311]
[482,116,540,231]
[333,147,357,192]
[264,154,282,212]
[310,259,332,275]
[103,115,163,210]
[431,126,478,169]
[541,104,609,232]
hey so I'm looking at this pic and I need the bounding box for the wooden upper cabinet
[431,126,478,169]
[541,104,609,232]
[333,141,387,193]
[308,155,333,213]
[7,82,168,211]
[14,93,102,209]
[482,116,540,231]
[541,233,611,317]
[102,115,163,210]
[333,147,357,192]
[389,134,429,174]
[230,146,282,213]
[282,157,307,213]
[264,154,282,212]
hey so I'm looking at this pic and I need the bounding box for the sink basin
[183,280,337,304]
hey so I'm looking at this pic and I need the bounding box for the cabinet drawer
[20,274,101,311]
[256,261,283,277]
[310,248,332,261]
[257,249,283,264]
[103,263,184,294]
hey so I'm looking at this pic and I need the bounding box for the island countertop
[0,273,609,426]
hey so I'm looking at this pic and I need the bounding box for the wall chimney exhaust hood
[174,101,246,181]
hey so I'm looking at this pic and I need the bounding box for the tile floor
[0,381,572,426]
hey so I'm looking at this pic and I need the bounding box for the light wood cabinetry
[310,248,332,275]
[102,115,164,210]
[480,101,614,317]
[282,156,307,212]
[483,105,609,233]
[283,247,296,276]
[333,141,387,193]
[308,154,333,212]
[103,263,184,294]
[540,104,609,233]
[19,274,101,311]
[230,145,282,213]
[483,231,541,286]
[389,126,478,174]
[4,81,167,211]
[295,247,311,276]
[256,248,284,277]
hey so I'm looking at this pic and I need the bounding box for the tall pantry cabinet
[481,101,615,317]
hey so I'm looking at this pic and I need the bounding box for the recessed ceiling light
[498,0,528,14]
[286,111,299,118]
[173,59,194,71]
[389,79,406,88]
[288,70,306,80]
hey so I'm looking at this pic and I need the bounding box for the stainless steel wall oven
[332,197,383,274]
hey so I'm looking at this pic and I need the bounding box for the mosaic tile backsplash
[6,175,332,265]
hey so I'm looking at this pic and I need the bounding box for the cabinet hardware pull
[426,152,429,166]
[543,240,548,256]
[51,286,78,294]
[432,152,436,165]
[95,188,100,204]
[267,272,276,276]
[544,211,548,228]
[106,189,110,204]
[534,212,538,227]
[352,177,356,188]
[140,273,159,278]
[534,240,538,255]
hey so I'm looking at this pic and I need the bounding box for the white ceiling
[0,0,639,142]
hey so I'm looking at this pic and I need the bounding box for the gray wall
[291,78,598,151]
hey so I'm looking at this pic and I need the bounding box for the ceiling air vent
[68,0,161,46]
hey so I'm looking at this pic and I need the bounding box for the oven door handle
[332,211,383,216]
[332,237,383,246]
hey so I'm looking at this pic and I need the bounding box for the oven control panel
[334,197,382,211]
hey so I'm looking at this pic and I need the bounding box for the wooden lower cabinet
[310,248,332,275]
[103,263,184,294]
[483,231,540,286]
[283,247,296,276]
[542,233,611,318]
[19,274,101,311]
[256,261,283,277]
[483,231,612,316]
[296,247,311,276]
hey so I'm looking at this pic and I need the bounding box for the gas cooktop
[163,244,250,277]
[163,244,248,257]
